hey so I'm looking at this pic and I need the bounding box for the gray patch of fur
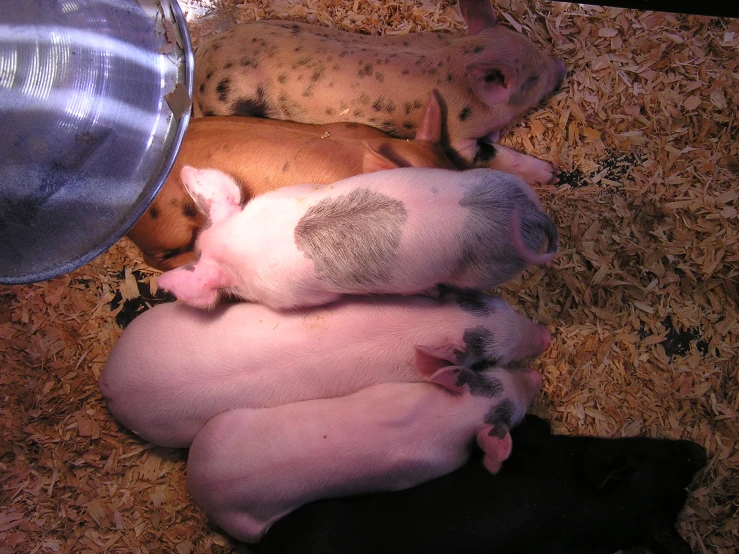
[294,189,408,288]
[451,173,546,287]
[454,326,496,366]
[484,398,515,434]
[455,369,503,398]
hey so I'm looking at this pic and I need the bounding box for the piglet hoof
[525,159,559,187]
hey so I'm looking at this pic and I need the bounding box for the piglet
[128,93,454,270]
[99,291,550,448]
[194,0,567,185]
[156,166,558,310]
[186,363,542,543]
[259,414,707,554]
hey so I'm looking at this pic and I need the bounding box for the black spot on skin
[459,106,472,122]
[183,199,199,219]
[204,70,213,81]
[198,83,205,94]
[303,85,315,97]
[375,72,385,83]
[291,24,301,35]
[169,198,178,207]
[282,161,290,173]
[447,73,454,83]
[230,86,271,118]
[402,69,410,75]
[224,61,233,69]
[474,45,485,54]
[326,107,335,116]
[454,367,503,398]
[474,140,497,164]
[311,69,324,82]
[442,287,494,317]
[372,97,395,114]
[403,121,415,130]
[293,46,303,53]
[359,94,370,105]
[295,56,313,68]
[203,110,216,116]
[149,205,159,219]
[484,399,515,431]
[454,327,497,367]
[380,121,398,136]
[240,56,258,69]
[352,109,364,117]
[358,63,373,78]
[294,189,408,288]
[216,78,231,102]
[278,74,287,83]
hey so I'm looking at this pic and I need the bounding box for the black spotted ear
[583,447,638,489]
[643,523,694,554]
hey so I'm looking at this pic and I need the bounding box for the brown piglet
[127,93,454,270]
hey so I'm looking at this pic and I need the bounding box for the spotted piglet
[194,0,566,185]
[156,166,558,310]
[186,363,542,543]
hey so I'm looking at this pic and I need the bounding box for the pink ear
[414,345,459,377]
[458,0,498,35]
[157,261,228,309]
[414,91,443,144]
[466,63,516,106]
[180,166,243,224]
[477,425,513,474]
[362,144,401,173]
[427,366,470,394]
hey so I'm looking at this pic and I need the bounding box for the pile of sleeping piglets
[100,1,706,552]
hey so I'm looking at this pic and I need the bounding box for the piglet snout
[520,368,543,404]
[538,326,552,354]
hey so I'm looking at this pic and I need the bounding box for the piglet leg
[476,425,513,474]
[487,144,559,186]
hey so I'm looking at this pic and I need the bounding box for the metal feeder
[0,0,193,284]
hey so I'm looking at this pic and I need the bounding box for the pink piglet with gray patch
[194,0,566,185]
[186,362,542,543]
[156,166,559,311]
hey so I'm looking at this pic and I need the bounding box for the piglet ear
[477,425,513,474]
[466,62,517,106]
[157,260,228,309]
[458,0,498,35]
[414,90,443,144]
[426,365,471,394]
[414,345,459,376]
[362,143,401,173]
[180,166,243,224]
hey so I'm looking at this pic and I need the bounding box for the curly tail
[511,207,559,266]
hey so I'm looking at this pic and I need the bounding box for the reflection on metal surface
[0,0,194,284]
